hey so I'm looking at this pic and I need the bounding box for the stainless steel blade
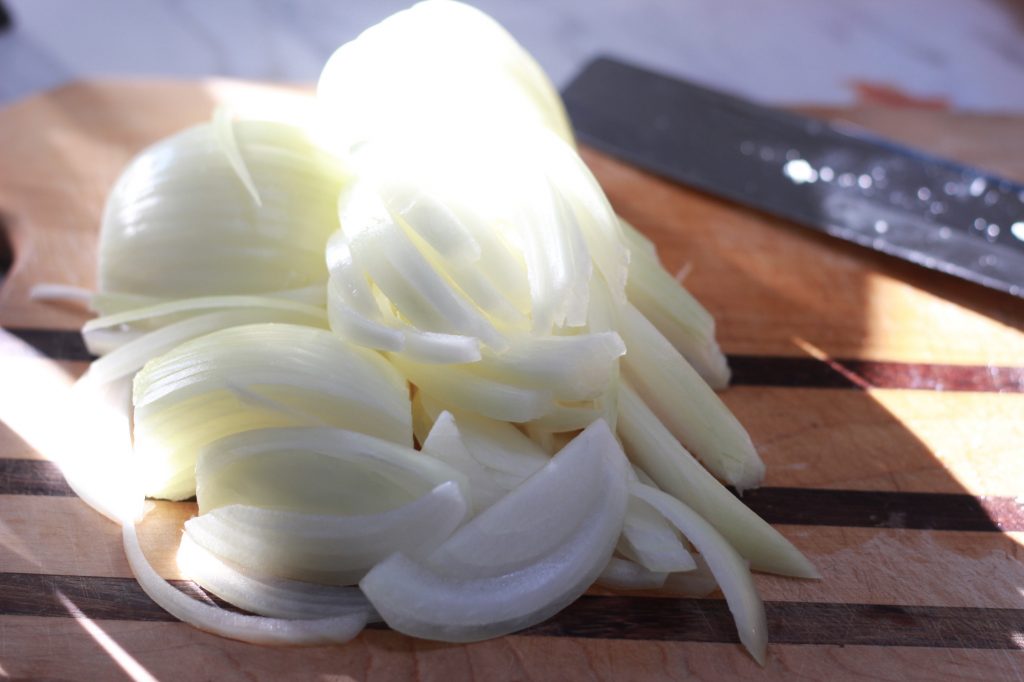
[563,57,1024,298]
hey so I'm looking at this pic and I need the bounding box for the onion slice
[360,419,629,642]
[196,427,466,515]
[597,557,668,591]
[618,494,696,573]
[391,354,555,423]
[620,218,729,388]
[177,533,377,620]
[132,324,413,499]
[630,482,768,665]
[618,382,818,579]
[123,522,369,645]
[618,303,765,490]
[186,481,468,584]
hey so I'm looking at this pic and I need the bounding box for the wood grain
[0,80,1022,680]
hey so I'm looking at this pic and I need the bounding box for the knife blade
[562,57,1024,298]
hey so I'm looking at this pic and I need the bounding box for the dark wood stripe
[4,327,1023,392]
[4,458,1022,531]
[2,572,1020,650]
[736,487,1023,532]
[3,327,92,361]
[0,458,74,496]
[529,596,1024,650]
[728,354,1024,393]
[0,573,235,622]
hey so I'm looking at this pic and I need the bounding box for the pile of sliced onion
[55,0,819,664]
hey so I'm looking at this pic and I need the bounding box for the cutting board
[0,80,1022,681]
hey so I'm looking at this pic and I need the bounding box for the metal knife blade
[563,57,1024,298]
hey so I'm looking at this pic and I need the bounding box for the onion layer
[360,419,630,642]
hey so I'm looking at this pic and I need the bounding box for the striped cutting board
[0,81,1021,681]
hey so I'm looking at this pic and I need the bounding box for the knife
[562,57,1024,299]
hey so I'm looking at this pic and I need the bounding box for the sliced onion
[618,382,818,579]
[662,555,720,598]
[213,107,263,207]
[420,413,508,513]
[177,533,377,620]
[523,401,600,433]
[630,482,768,664]
[377,178,483,264]
[123,523,368,645]
[618,494,696,573]
[339,180,506,350]
[326,245,483,363]
[597,557,668,591]
[85,306,327,384]
[195,427,465,515]
[620,219,730,388]
[99,118,345,303]
[414,398,549,481]
[528,130,629,303]
[422,408,698,579]
[469,332,625,401]
[316,0,573,154]
[83,294,325,337]
[65,1,811,661]
[132,324,412,499]
[618,303,765,490]
[187,481,467,584]
[360,419,629,642]
[390,354,554,423]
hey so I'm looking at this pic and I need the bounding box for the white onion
[662,555,720,598]
[597,557,668,591]
[316,0,573,154]
[123,523,369,645]
[59,0,819,661]
[132,324,412,499]
[176,533,378,620]
[360,419,629,642]
[618,494,696,573]
[195,427,465,515]
[469,332,625,402]
[84,298,327,383]
[187,481,468,584]
[390,355,555,423]
[618,382,819,579]
[618,304,765,490]
[420,412,509,513]
[100,118,345,303]
[620,219,730,388]
[630,482,768,664]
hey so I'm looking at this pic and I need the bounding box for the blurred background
[1,0,1022,111]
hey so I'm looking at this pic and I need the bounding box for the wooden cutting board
[0,80,1022,681]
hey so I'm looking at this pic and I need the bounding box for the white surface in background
[0,0,1022,110]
